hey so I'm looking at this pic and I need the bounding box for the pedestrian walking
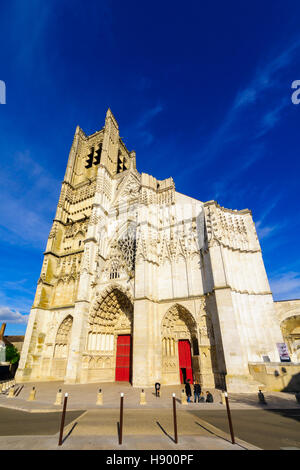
[205,391,214,402]
[155,382,161,397]
[185,379,192,402]
[193,380,201,403]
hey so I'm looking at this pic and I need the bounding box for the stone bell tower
[16,109,137,383]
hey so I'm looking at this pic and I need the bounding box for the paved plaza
[0,381,299,411]
[0,381,299,450]
[0,407,247,450]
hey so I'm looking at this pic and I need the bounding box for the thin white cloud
[252,191,283,229]
[2,279,35,297]
[234,39,300,110]
[137,104,164,129]
[125,103,164,147]
[255,221,279,240]
[179,38,300,181]
[255,99,288,139]
[0,306,28,324]
[270,272,300,299]
[0,151,60,249]
[212,143,265,202]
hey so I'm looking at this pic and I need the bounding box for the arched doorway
[83,286,133,383]
[52,315,73,379]
[161,304,199,385]
[281,315,300,362]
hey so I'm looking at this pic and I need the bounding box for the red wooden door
[178,340,193,384]
[115,335,131,382]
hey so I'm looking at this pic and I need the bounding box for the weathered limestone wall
[249,362,300,392]
[202,201,285,391]
[16,306,75,382]
[275,299,300,324]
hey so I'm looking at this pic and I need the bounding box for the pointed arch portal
[161,304,198,384]
[52,315,73,379]
[83,286,133,382]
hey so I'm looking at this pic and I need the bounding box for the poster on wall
[276,343,291,362]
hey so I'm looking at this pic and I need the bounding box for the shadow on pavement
[264,407,300,424]
[156,421,175,443]
[62,421,78,444]
[229,392,299,409]
[0,408,86,436]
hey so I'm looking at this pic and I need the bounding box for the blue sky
[1,0,300,335]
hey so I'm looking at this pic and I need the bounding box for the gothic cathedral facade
[16,109,295,392]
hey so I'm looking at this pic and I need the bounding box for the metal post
[58,393,68,446]
[119,392,124,445]
[224,391,235,444]
[172,393,178,444]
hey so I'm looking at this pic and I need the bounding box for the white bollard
[181,389,187,405]
[96,389,103,405]
[28,386,36,401]
[140,389,146,405]
[54,388,62,405]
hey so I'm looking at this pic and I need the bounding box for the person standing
[193,380,201,403]
[258,389,267,405]
[155,382,161,397]
[185,379,192,402]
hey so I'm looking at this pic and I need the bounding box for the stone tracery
[54,315,73,358]
[162,304,197,338]
[101,226,137,281]
[87,287,133,352]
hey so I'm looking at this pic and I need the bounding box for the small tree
[5,345,20,365]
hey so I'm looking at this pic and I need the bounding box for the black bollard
[119,393,124,445]
[224,392,235,444]
[172,393,178,444]
[58,393,68,446]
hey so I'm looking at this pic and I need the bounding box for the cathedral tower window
[117,150,128,173]
[94,143,102,165]
[85,147,94,168]
[117,150,122,173]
